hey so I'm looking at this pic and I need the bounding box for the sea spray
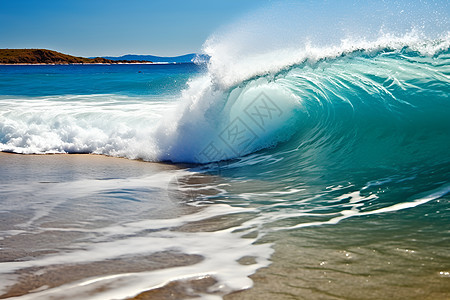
[152,35,449,163]
[152,0,449,163]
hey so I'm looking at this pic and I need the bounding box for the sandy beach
[0,153,264,299]
[1,153,449,299]
[0,153,209,298]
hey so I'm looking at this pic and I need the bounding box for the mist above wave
[202,0,449,88]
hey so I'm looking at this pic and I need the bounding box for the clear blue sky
[1,1,447,57]
[0,0,272,57]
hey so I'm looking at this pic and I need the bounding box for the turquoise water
[0,63,201,96]
[1,37,450,298]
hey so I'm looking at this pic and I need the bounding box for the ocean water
[1,2,450,299]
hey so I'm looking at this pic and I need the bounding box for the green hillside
[0,49,151,64]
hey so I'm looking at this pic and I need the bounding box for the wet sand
[0,153,205,298]
[2,153,449,299]
[0,153,245,299]
[225,217,450,300]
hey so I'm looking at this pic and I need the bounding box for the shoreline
[0,49,202,66]
[0,151,194,169]
[0,152,187,175]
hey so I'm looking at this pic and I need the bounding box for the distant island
[100,53,209,64]
[0,49,153,64]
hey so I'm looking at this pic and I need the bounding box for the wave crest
[154,34,450,164]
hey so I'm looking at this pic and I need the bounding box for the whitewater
[1,33,449,164]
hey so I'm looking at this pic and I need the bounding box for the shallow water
[0,153,273,299]
[0,153,448,299]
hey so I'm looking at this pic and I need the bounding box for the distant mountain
[0,49,210,65]
[100,53,209,64]
[0,49,152,64]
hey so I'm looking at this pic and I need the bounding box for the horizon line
[0,48,203,59]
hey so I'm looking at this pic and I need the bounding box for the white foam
[0,170,273,299]
[278,183,450,231]
[2,228,273,299]
[0,95,173,160]
[0,162,277,297]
